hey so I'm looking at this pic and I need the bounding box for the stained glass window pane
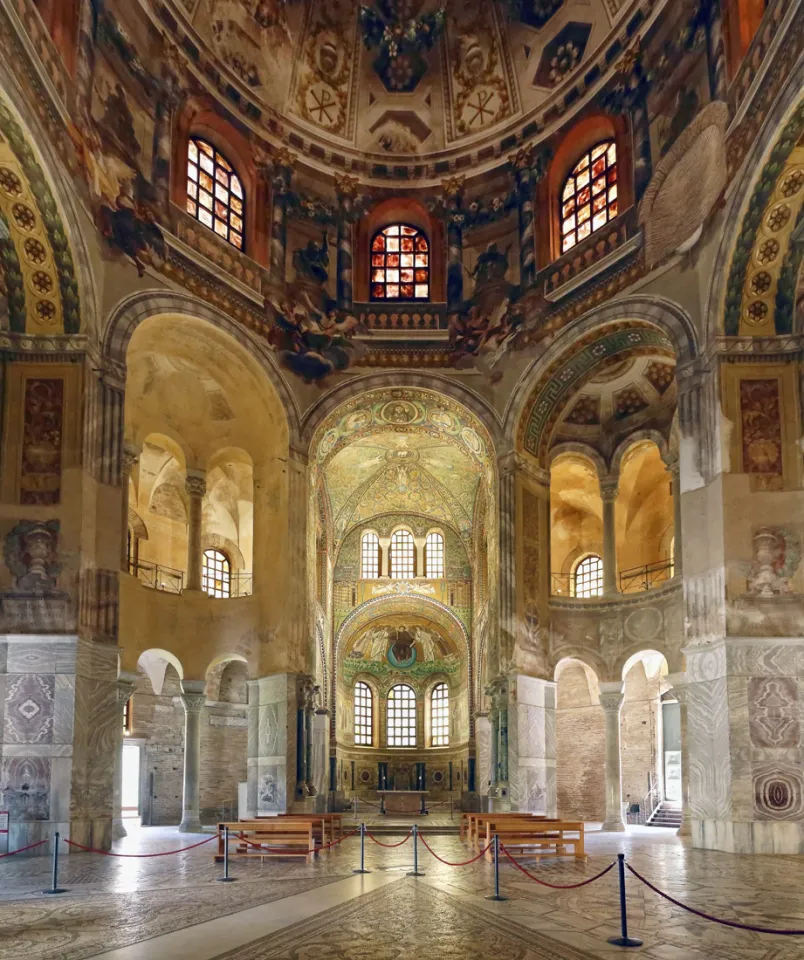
[390,529,415,579]
[560,141,617,252]
[431,683,449,746]
[387,684,416,747]
[186,138,245,252]
[202,549,231,599]
[361,532,380,579]
[371,224,430,301]
[354,681,373,746]
[573,555,603,598]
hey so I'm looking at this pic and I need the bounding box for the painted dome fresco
[155,0,641,168]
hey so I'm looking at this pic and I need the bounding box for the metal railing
[229,572,253,598]
[619,559,674,594]
[129,559,184,594]
[626,779,661,825]
[551,572,573,596]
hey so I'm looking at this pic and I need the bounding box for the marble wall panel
[476,714,490,797]
[687,676,732,819]
[1,755,50,819]
[748,676,800,748]
[4,674,54,743]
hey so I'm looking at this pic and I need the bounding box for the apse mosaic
[343,614,461,684]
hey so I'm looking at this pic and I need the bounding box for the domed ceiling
[162,0,632,163]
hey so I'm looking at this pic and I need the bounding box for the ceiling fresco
[166,0,619,158]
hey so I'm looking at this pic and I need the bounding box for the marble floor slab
[3,824,804,959]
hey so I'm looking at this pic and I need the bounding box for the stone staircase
[647,802,683,828]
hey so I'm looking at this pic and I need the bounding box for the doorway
[122,742,141,818]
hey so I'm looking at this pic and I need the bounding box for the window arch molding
[171,100,268,264]
[370,223,431,301]
[389,527,416,579]
[386,682,417,748]
[540,113,633,263]
[360,529,381,579]
[202,547,232,598]
[356,197,444,301]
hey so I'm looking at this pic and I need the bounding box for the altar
[377,790,429,815]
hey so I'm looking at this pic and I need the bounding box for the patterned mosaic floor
[3,824,804,959]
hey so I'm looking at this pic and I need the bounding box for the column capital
[498,450,549,487]
[185,469,206,499]
[116,678,136,705]
[122,443,140,474]
[598,681,624,713]
[181,679,207,713]
[599,476,619,501]
[666,672,691,705]
[507,144,551,182]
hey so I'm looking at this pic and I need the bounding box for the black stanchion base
[352,868,371,874]
[43,888,67,895]
[484,894,509,901]
[607,936,643,947]
[407,870,426,877]
[217,877,237,883]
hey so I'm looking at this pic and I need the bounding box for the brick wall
[199,661,248,820]
[132,665,185,826]
[556,662,606,821]
[621,662,661,811]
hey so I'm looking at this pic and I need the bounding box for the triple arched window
[186,138,245,251]
[371,224,430,301]
[572,554,603,598]
[561,141,617,253]
[202,548,231,598]
[353,681,451,749]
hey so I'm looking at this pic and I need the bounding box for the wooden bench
[466,812,556,848]
[254,813,344,846]
[217,819,316,863]
[484,818,585,861]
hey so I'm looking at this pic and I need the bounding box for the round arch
[505,295,699,457]
[103,290,300,447]
[549,442,607,479]
[610,430,672,478]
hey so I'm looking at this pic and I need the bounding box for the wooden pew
[467,812,556,847]
[217,819,316,863]
[483,818,585,861]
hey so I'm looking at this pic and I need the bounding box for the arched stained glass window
[370,224,429,301]
[431,683,449,746]
[560,141,617,253]
[202,548,231,598]
[572,554,603,598]
[425,532,444,579]
[186,138,245,250]
[361,532,380,579]
[390,529,415,579]
[354,681,373,746]
[387,684,416,747]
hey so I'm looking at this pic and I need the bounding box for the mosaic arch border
[0,94,81,334]
[722,97,804,336]
[517,322,676,464]
[504,294,698,447]
[103,289,302,446]
[301,373,503,455]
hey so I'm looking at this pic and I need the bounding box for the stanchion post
[217,825,237,883]
[43,832,67,895]
[353,822,370,874]
[485,834,508,901]
[407,824,425,877]
[607,854,643,947]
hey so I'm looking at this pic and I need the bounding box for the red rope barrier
[365,828,413,848]
[626,864,804,935]
[62,835,217,857]
[419,834,492,866]
[0,838,49,858]
[500,844,616,889]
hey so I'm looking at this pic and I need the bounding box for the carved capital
[334,173,360,200]
[121,443,140,476]
[116,679,135,705]
[185,471,206,499]
[507,145,551,182]
[599,477,619,501]
[598,691,624,713]
[181,692,207,713]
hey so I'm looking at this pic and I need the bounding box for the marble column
[488,703,499,796]
[335,174,359,312]
[295,676,317,800]
[112,673,137,840]
[312,707,330,812]
[446,217,464,312]
[667,673,691,837]
[508,676,557,815]
[664,455,682,577]
[179,680,206,833]
[630,95,653,204]
[475,713,491,802]
[600,479,619,596]
[120,445,139,572]
[269,154,295,286]
[599,682,626,831]
[507,147,549,288]
[151,66,185,222]
[184,470,206,592]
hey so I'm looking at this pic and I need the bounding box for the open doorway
[122,742,141,819]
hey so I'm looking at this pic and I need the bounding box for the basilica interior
[0,0,803,957]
